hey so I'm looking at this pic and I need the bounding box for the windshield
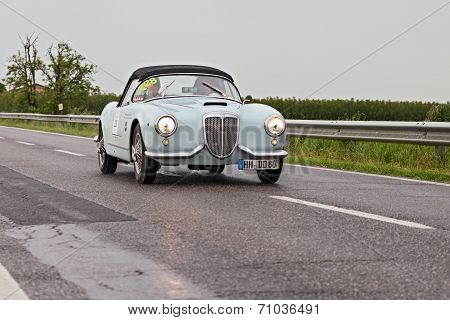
[132,75,241,103]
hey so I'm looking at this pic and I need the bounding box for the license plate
[238,159,279,170]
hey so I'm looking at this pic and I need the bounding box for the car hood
[145,97,242,116]
[136,96,282,143]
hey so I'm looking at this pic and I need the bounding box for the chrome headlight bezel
[264,114,286,137]
[155,115,177,137]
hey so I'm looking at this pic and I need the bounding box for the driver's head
[146,78,160,98]
[194,76,208,95]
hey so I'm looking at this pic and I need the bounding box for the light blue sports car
[95,65,287,184]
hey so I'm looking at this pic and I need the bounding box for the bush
[76,93,120,115]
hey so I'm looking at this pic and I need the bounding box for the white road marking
[0,136,4,139]
[16,141,35,146]
[270,195,434,230]
[0,125,93,140]
[54,149,85,157]
[0,263,29,300]
[286,164,450,187]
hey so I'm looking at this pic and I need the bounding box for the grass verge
[0,118,97,138]
[286,137,450,183]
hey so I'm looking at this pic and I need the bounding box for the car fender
[99,101,118,147]
[239,103,286,152]
[121,105,167,162]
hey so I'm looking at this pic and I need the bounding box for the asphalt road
[0,125,448,299]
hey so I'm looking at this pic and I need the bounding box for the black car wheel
[132,125,159,184]
[98,126,118,174]
[257,159,283,184]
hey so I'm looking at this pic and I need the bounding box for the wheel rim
[98,136,106,168]
[133,132,143,175]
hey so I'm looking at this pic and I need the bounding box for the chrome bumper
[145,144,205,159]
[144,144,287,160]
[238,145,288,158]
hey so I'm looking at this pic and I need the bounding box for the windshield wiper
[159,80,176,97]
[202,82,224,96]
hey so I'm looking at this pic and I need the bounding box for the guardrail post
[435,146,445,163]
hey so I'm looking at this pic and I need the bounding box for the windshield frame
[131,73,242,104]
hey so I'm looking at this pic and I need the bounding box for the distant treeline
[253,97,449,122]
[0,91,448,122]
[0,90,120,115]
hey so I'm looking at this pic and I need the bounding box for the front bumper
[145,144,287,165]
[145,144,205,159]
[237,145,288,159]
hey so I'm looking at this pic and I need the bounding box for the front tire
[132,125,159,184]
[257,159,283,184]
[208,165,225,174]
[98,126,118,174]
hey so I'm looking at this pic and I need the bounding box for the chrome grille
[204,114,238,158]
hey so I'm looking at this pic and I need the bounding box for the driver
[143,77,161,100]
[193,76,225,96]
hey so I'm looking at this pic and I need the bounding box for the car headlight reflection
[264,115,286,137]
[155,115,177,137]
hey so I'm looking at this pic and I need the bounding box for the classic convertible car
[95,65,287,184]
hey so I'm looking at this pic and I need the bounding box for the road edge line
[0,263,29,300]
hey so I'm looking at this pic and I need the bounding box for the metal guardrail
[0,113,448,158]
[285,120,450,146]
[285,120,449,160]
[0,112,100,124]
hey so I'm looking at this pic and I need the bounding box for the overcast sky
[1,0,449,102]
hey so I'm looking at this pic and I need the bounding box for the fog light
[271,138,278,146]
[162,138,169,146]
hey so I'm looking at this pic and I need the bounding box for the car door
[109,79,139,160]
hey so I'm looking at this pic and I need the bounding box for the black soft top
[129,65,234,82]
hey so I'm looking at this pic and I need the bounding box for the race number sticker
[141,77,157,88]
[133,77,158,102]
[112,108,121,136]
[136,78,157,95]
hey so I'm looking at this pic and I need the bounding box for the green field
[1,118,448,183]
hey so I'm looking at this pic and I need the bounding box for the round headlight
[264,115,286,137]
[155,115,177,137]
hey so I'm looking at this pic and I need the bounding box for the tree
[4,34,44,110]
[0,83,6,93]
[42,42,96,114]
